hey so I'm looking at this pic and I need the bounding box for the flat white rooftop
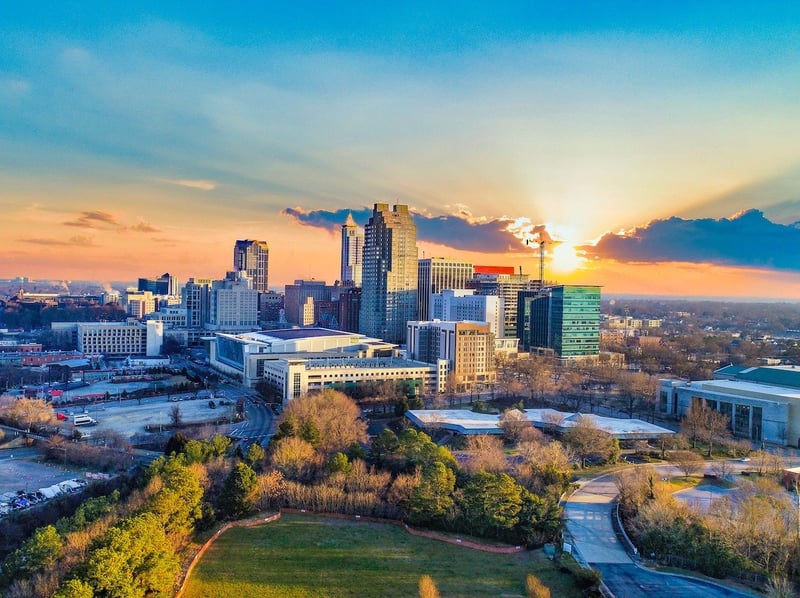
[406,409,675,439]
[692,379,800,401]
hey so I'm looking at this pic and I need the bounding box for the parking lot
[57,394,237,439]
[0,451,83,497]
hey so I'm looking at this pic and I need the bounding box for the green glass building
[517,285,601,358]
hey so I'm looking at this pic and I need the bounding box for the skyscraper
[417,257,474,321]
[359,203,418,343]
[340,213,363,286]
[233,240,269,293]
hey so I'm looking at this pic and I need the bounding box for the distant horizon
[3,277,799,306]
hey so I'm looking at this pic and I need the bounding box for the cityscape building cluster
[8,202,602,401]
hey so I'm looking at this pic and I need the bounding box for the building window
[734,404,750,438]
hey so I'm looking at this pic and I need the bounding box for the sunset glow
[1,4,799,298]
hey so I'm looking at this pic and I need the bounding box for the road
[221,384,275,447]
[564,464,759,598]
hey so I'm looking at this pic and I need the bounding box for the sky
[2,2,800,298]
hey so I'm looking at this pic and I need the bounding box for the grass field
[182,514,584,598]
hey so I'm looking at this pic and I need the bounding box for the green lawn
[182,514,583,598]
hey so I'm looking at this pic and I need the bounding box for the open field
[182,514,583,598]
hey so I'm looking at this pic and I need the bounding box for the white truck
[73,414,98,426]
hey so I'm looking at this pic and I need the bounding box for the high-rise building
[517,285,601,359]
[417,258,473,321]
[338,287,362,333]
[182,278,213,329]
[138,273,179,297]
[259,291,284,324]
[284,280,334,325]
[359,203,418,343]
[431,289,503,338]
[471,269,540,338]
[207,272,259,332]
[341,213,363,286]
[233,240,269,293]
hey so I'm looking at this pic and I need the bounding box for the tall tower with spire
[340,213,363,286]
[359,203,418,343]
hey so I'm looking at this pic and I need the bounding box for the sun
[548,241,586,274]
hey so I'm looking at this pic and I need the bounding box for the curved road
[564,469,756,598]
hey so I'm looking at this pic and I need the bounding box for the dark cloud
[282,207,543,253]
[582,209,800,271]
[19,236,95,247]
[63,211,120,229]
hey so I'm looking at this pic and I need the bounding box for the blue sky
[2,2,800,296]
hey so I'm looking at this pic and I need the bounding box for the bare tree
[498,409,528,443]
[463,435,507,474]
[169,404,182,427]
[280,389,367,454]
[563,417,613,467]
[681,400,730,455]
[671,450,704,478]
[710,460,734,480]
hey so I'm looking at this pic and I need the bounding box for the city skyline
[3,4,800,298]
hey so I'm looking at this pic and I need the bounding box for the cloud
[62,211,120,229]
[581,209,800,271]
[282,206,552,253]
[60,211,161,234]
[127,220,161,233]
[18,235,96,247]
[165,179,217,191]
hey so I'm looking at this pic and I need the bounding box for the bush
[573,567,601,590]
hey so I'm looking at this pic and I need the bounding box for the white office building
[659,365,800,447]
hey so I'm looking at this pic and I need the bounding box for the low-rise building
[52,320,163,357]
[262,355,444,403]
[210,327,398,387]
[659,365,800,447]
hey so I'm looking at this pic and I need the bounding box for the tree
[54,579,94,598]
[169,405,182,428]
[407,462,456,524]
[672,450,704,478]
[271,436,317,480]
[219,462,258,518]
[0,397,56,431]
[84,513,178,598]
[463,435,507,474]
[256,470,285,511]
[328,452,352,475]
[245,442,266,469]
[562,416,613,467]
[459,471,523,538]
[160,337,182,355]
[394,396,410,417]
[299,418,322,448]
[498,409,528,443]
[418,575,440,598]
[2,525,63,582]
[681,401,730,456]
[369,429,400,467]
[164,432,189,456]
[279,389,367,454]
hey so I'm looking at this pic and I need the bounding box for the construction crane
[526,235,550,286]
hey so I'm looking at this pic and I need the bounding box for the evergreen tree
[219,462,258,518]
